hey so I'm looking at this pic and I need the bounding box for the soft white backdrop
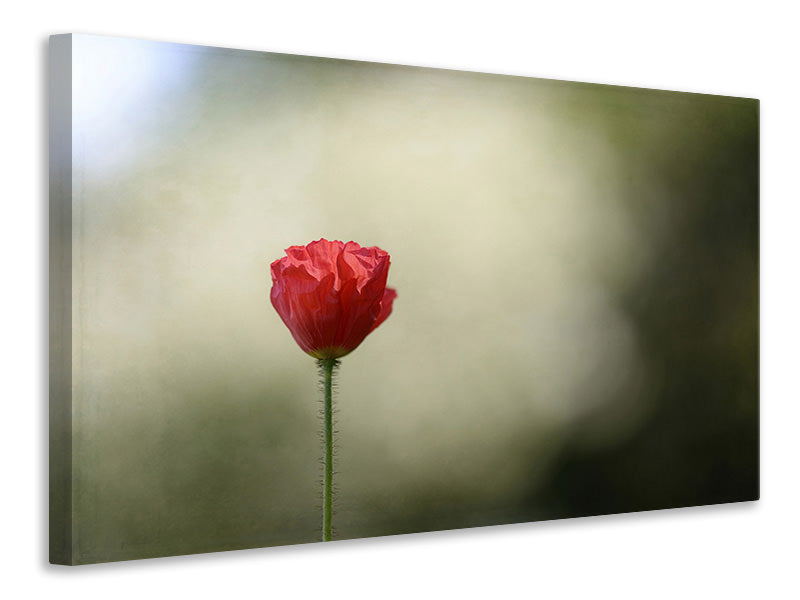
[4,1,797,597]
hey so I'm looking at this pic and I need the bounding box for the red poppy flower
[270,239,397,359]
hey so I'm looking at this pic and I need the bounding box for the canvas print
[49,34,759,565]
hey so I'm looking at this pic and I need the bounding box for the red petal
[370,287,397,333]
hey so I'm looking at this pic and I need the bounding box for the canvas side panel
[49,33,74,565]
[755,98,761,501]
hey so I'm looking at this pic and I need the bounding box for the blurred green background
[67,35,758,563]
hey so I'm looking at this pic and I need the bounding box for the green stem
[320,358,337,541]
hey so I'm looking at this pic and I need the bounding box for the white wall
[5,1,797,597]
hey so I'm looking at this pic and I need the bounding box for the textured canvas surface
[50,34,758,565]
